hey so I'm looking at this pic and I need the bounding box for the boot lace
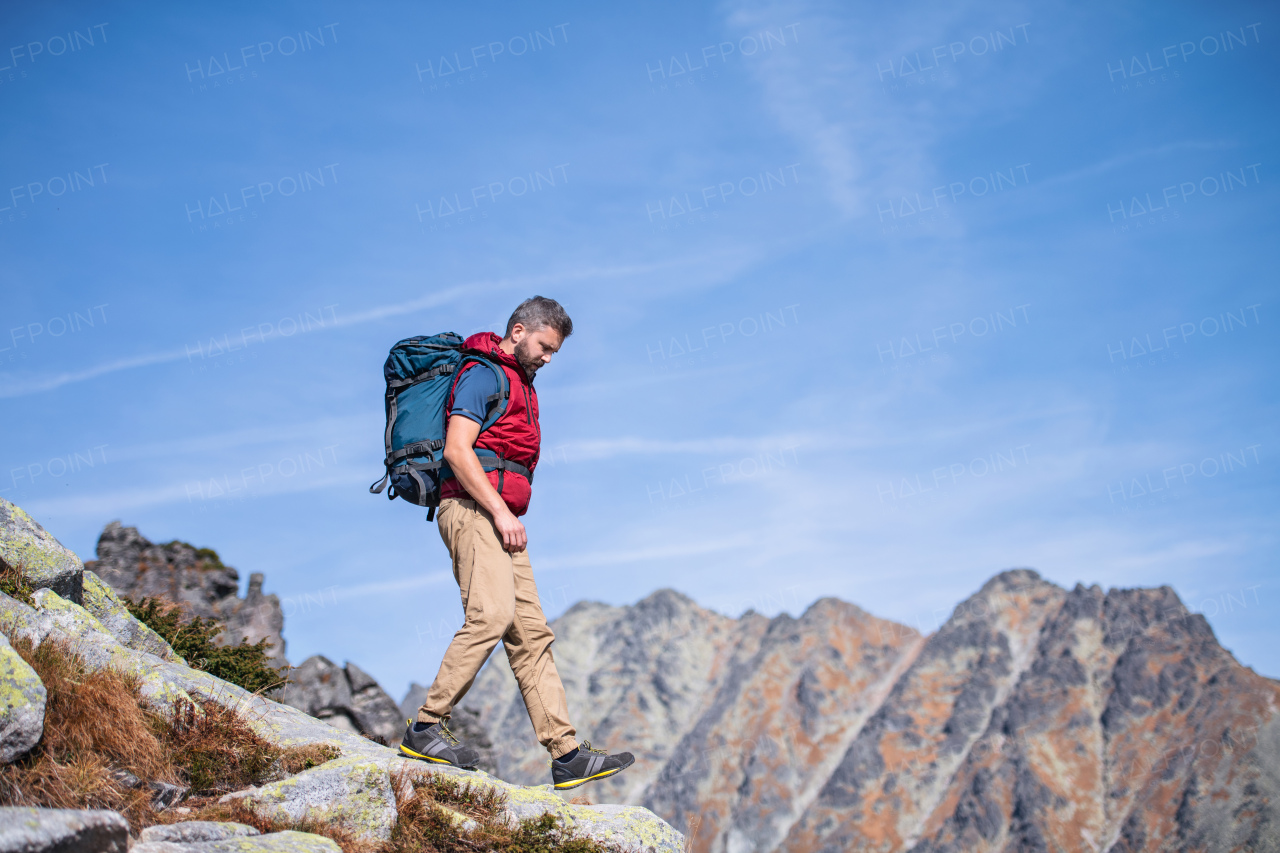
[580,741,607,755]
[438,717,462,746]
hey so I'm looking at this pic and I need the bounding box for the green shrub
[125,597,282,694]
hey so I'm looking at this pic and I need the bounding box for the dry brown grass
[161,697,278,795]
[0,635,342,833]
[0,558,36,606]
[0,635,172,825]
[387,769,611,853]
[279,742,343,775]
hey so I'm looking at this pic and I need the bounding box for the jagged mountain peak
[635,586,702,610]
[460,572,1277,853]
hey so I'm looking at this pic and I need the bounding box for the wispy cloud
[325,571,455,600]
[539,536,754,571]
[0,257,725,400]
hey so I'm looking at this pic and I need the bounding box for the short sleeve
[449,365,500,425]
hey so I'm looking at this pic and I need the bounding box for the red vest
[439,332,541,516]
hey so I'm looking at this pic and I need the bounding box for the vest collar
[462,331,530,382]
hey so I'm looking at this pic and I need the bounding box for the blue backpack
[369,333,510,519]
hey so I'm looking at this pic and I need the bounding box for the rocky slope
[82,520,412,747]
[0,498,685,852]
[458,574,1280,853]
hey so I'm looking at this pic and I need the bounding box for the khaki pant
[417,498,578,758]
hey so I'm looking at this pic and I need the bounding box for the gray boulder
[0,498,83,605]
[0,633,45,764]
[0,807,127,852]
[220,755,398,842]
[138,821,259,843]
[345,662,404,744]
[280,657,402,744]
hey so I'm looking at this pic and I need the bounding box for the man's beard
[514,339,542,376]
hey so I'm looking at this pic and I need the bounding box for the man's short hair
[505,296,573,339]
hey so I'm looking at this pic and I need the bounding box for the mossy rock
[30,589,195,713]
[0,498,83,604]
[0,632,46,763]
[80,570,178,662]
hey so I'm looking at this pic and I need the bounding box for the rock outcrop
[80,570,179,662]
[279,656,404,745]
[457,574,1280,853]
[84,521,287,669]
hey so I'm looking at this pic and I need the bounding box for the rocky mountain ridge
[458,574,1280,853]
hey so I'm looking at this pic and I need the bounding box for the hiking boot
[551,742,634,790]
[399,717,480,769]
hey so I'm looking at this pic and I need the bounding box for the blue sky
[1,0,1276,701]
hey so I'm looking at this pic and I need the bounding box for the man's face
[511,324,564,377]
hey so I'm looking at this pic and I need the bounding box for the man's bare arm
[442,414,527,552]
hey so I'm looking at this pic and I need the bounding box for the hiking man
[399,296,634,790]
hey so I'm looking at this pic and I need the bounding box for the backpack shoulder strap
[455,355,510,431]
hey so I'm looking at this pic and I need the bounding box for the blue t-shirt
[450,365,499,425]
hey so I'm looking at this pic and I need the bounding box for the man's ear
[508,322,526,344]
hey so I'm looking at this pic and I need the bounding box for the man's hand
[443,414,527,552]
[491,507,527,552]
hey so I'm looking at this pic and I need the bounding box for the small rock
[0,633,45,764]
[110,770,187,811]
[139,821,260,843]
[130,830,340,852]
[0,499,83,605]
[0,806,127,852]
[149,780,188,810]
[0,592,49,647]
